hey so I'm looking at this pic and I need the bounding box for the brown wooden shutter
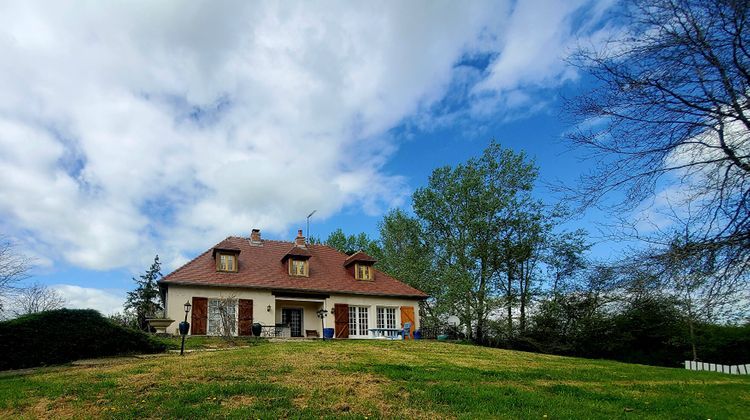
[334,303,349,339]
[238,299,253,336]
[400,306,415,340]
[191,297,208,335]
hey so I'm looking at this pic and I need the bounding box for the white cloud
[51,284,125,316]
[633,117,750,233]
[474,0,616,94]
[0,1,614,272]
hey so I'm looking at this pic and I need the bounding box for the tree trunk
[476,259,487,343]
[506,269,514,338]
[464,293,473,340]
[687,316,698,361]
[518,265,526,333]
[683,287,699,361]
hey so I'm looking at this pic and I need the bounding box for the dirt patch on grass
[71,357,137,366]
[221,395,257,408]
[16,396,85,419]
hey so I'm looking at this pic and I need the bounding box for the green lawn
[0,340,747,419]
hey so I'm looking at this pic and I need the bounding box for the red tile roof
[160,236,428,299]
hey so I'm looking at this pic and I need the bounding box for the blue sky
[0,0,630,314]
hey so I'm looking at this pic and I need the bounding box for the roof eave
[159,279,428,299]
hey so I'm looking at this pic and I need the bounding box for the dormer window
[217,253,237,272]
[212,246,241,273]
[289,258,308,277]
[282,235,312,277]
[355,263,372,280]
[344,250,377,281]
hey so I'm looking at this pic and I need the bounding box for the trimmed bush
[0,309,166,370]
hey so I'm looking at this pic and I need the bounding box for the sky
[0,0,626,315]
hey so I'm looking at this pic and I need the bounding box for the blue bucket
[323,328,335,339]
[413,330,422,340]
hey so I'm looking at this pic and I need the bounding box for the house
[158,229,427,338]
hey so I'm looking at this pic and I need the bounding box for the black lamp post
[316,308,328,339]
[179,301,191,356]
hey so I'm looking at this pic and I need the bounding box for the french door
[348,306,369,337]
[282,308,303,337]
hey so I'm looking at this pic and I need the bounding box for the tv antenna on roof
[306,210,317,240]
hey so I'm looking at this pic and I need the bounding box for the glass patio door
[282,308,303,337]
[348,306,369,337]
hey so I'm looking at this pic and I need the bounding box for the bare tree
[213,295,237,341]
[13,283,66,316]
[0,236,33,315]
[564,0,750,306]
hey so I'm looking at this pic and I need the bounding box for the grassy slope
[0,340,747,419]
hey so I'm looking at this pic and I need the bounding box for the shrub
[0,309,166,370]
[694,323,750,365]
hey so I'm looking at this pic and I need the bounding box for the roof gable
[343,250,377,267]
[281,245,312,261]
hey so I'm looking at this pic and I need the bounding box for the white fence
[685,361,750,375]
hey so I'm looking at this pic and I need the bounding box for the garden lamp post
[179,301,191,356]
[316,308,328,339]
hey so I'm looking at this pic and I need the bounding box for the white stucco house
[158,229,427,339]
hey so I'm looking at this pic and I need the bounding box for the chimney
[250,228,261,244]
[295,229,306,247]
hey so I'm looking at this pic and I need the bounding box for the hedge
[0,309,166,370]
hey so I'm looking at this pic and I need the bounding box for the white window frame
[376,306,397,329]
[348,305,370,337]
[207,298,238,336]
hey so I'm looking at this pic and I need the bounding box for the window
[217,253,237,272]
[348,306,369,337]
[208,299,237,335]
[289,258,308,276]
[377,307,396,329]
[355,263,372,280]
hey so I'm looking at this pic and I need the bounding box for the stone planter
[146,318,175,334]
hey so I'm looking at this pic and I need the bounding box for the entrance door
[334,304,349,338]
[400,306,415,339]
[282,308,303,337]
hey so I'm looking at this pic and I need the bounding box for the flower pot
[252,322,262,337]
[146,318,175,334]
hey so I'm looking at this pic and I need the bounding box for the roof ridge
[308,242,352,258]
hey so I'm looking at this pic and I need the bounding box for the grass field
[0,339,747,419]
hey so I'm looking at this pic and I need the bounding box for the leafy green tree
[545,229,589,297]
[413,141,539,342]
[609,295,687,367]
[377,209,441,323]
[124,255,163,331]
[324,228,381,256]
